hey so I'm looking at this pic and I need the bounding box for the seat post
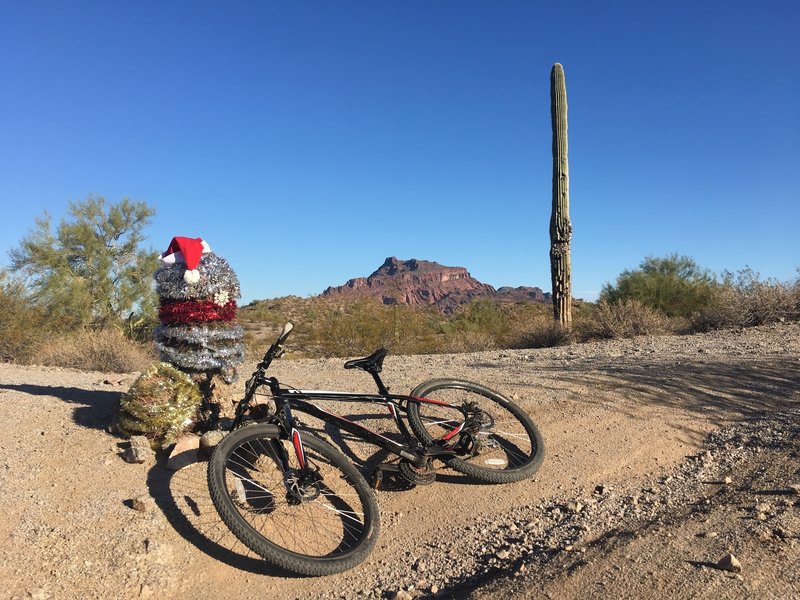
[369,370,390,395]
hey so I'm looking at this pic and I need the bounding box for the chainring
[398,459,436,486]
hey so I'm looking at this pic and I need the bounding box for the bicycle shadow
[145,456,298,577]
[0,383,121,430]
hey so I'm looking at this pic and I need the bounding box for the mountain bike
[207,323,544,576]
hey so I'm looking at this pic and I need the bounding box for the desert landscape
[1,321,798,599]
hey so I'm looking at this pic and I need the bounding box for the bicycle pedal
[371,463,400,490]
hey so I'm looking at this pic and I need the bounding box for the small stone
[166,435,200,471]
[390,591,412,600]
[413,559,427,572]
[131,495,151,512]
[723,476,733,485]
[430,584,439,594]
[122,436,154,464]
[199,430,226,456]
[567,500,584,514]
[496,549,510,560]
[787,484,800,495]
[717,553,742,573]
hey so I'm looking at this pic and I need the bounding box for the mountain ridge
[321,256,551,312]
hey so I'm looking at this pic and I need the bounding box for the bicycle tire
[207,424,380,576]
[407,379,544,483]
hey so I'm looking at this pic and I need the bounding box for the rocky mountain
[321,257,551,312]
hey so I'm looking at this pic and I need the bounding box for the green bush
[600,254,716,317]
[0,272,51,363]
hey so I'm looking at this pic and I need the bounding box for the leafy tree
[599,254,716,317]
[9,196,158,332]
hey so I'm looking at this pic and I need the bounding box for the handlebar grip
[279,322,294,343]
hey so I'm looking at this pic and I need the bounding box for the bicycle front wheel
[408,379,544,483]
[207,424,380,576]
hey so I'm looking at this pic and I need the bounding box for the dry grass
[33,329,155,373]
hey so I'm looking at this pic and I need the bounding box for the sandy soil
[0,322,798,599]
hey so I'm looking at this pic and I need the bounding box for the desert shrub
[600,254,716,317]
[519,321,573,348]
[439,331,498,353]
[448,300,510,335]
[33,328,154,373]
[313,298,445,357]
[692,268,800,331]
[583,299,668,339]
[0,272,51,363]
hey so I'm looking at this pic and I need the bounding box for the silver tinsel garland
[155,322,245,343]
[154,253,242,300]
[155,341,246,371]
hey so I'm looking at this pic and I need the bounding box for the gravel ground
[0,322,798,599]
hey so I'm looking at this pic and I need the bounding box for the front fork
[273,401,322,504]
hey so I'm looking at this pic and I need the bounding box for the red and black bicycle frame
[239,372,461,471]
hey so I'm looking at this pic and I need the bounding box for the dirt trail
[0,322,798,599]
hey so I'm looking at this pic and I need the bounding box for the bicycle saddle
[344,347,388,373]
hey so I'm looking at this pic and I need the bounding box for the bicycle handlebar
[258,322,294,369]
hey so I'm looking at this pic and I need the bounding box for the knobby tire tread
[407,378,545,483]
[207,423,380,576]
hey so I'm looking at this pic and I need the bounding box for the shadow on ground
[0,383,121,429]
[146,458,291,577]
[513,356,800,435]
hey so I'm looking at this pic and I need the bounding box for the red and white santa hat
[160,236,212,284]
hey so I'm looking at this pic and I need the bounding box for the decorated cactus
[153,237,245,384]
[115,362,201,448]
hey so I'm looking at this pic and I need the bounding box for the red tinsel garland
[159,299,237,324]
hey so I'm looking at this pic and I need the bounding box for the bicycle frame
[230,323,471,478]
[245,375,459,469]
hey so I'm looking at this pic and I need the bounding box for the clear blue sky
[1,1,798,304]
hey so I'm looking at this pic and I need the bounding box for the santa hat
[160,237,212,284]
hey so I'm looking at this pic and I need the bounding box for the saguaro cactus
[549,63,572,328]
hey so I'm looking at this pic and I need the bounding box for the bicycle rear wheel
[207,424,380,576]
[408,379,544,483]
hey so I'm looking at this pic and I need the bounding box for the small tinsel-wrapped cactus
[153,237,245,383]
[116,362,201,448]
